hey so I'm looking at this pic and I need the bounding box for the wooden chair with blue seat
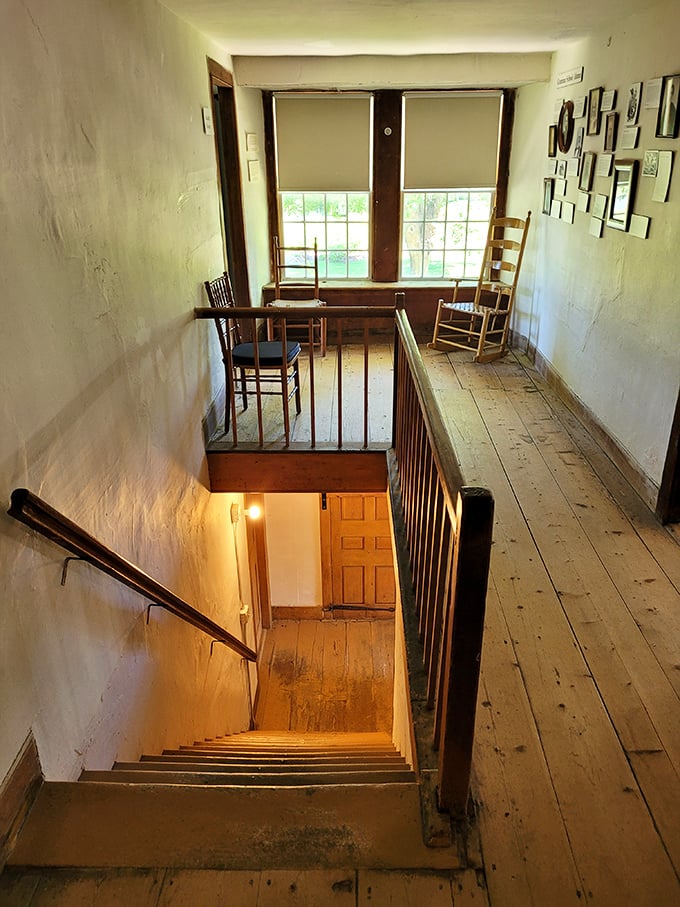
[428,209,531,363]
[204,271,302,445]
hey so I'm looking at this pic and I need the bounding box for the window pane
[349,251,368,277]
[279,191,369,280]
[281,193,304,221]
[400,188,494,280]
[403,193,424,220]
[304,194,325,221]
[328,250,348,277]
[348,193,369,220]
[326,193,348,220]
[327,223,347,249]
[283,223,305,246]
[348,222,368,249]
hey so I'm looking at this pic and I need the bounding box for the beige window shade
[275,94,371,191]
[403,94,501,189]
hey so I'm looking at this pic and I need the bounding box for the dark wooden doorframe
[657,386,680,524]
[207,59,251,313]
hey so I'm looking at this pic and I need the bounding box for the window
[274,94,372,279]
[279,191,370,279]
[401,189,494,279]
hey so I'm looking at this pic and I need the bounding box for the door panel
[322,493,396,618]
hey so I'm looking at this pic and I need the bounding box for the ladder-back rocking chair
[428,209,531,363]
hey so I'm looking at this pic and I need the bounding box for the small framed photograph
[579,151,596,191]
[643,150,659,177]
[548,124,557,158]
[557,159,567,178]
[588,87,603,135]
[573,126,584,158]
[604,112,619,152]
[656,74,680,138]
[626,82,642,125]
[606,159,638,232]
[543,178,554,215]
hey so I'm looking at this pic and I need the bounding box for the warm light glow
[245,504,261,520]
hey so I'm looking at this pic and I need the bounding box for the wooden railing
[194,305,395,448]
[8,488,256,661]
[391,308,494,818]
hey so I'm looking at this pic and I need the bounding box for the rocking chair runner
[203,271,301,445]
[428,209,531,363]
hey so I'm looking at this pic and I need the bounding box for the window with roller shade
[274,93,372,278]
[401,93,501,279]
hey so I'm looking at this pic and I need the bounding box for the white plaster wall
[264,494,323,606]
[0,0,255,782]
[233,84,272,306]
[508,0,680,490]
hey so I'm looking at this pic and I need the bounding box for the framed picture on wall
[606,159,638,231]
[656,74,680,138]
[626,82,642,125]
[604,112,619,152]
[587,87,603,135]
[579,151,596,191]
[542,178,554,215]
[548,124,557,157]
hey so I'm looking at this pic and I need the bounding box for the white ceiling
[161,0,645,57]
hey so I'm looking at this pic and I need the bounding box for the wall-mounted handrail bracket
[61,556,84,586]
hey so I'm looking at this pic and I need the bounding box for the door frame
[207,59,251,313]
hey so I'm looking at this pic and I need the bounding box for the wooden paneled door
[321,493,396,619]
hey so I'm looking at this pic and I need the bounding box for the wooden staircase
[7,730,463,871]
[79,730,416,787]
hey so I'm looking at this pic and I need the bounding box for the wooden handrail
[391,312,494,818]
[8,488,256,661]
[194,305,396,320]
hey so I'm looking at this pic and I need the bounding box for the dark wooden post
[437,486,494,817]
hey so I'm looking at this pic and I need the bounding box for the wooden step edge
[114,761,409,774]
[79,769,418,786]
[145,753,407,765]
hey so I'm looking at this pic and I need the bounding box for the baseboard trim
[0,732,43,871]
[513,331,660,513]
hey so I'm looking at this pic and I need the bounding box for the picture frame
[604,112,619,152]
[573,126,584,158]
[542,178,554,215]
[626,82,642,125]
[606,159,638,232]
[557,100,575,152]
[656,74,680,138]
[579,151,596,191]
[548,124,557,158]
[587,87,603,135]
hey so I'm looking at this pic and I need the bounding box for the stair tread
[79,769,417,786]
[116,760,408,773]
[146,752,406,765]
[171,746,400,757]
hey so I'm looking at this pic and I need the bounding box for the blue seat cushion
[232,340,301,367]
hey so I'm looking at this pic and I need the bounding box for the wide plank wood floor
[255,619,395,734]
[422,346,680,907]
[208,343,394,449]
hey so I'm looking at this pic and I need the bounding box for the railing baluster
[307,318,316,448]
[336,317,343,449]
[363,320,370,449]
